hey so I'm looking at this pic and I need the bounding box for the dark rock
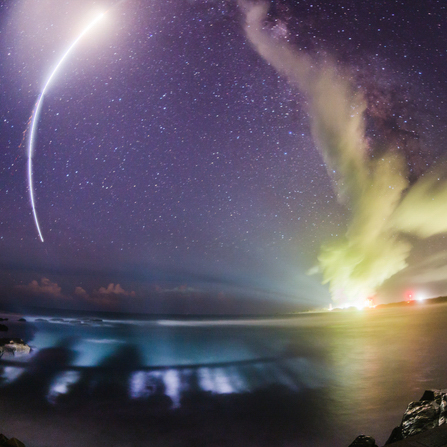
[384,426,403,444]
[17,318,26,322]
[385,389,447,443]
[398,389,447,438]
[420,390,436,401]
[348,434,378,447]
[0,434,26,447]
[439,394,447,425]
[401,399,439,437]
[0,324,8,331]
[0,337,26,346]
[5,438,26,447]
[0,318,8,321]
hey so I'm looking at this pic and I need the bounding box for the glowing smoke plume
[241,1,447,305]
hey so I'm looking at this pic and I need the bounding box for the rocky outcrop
[385,389,447,444]
[348,435,378,446]
[0,433,26,447]
[348,389,447,446]
[0,338,31,357]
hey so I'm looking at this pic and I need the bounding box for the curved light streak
[27,12,105,242]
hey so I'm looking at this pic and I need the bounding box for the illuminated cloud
[97,283,135,297]
[155,284,198,294]
[66,283,138,309]
[317,155,412,301]
[412,265,447,285]
[74,286,88,298]
[398,251,447,285]
[16,277,65,298]
[391,171,447,238]
[241,1,447,305]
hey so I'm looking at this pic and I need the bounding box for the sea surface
[0,302,446,447]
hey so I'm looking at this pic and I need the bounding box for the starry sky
[1,0,447,313]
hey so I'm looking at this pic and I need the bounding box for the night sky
[1,0,447,313]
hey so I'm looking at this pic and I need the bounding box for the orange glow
[364,297,376,309]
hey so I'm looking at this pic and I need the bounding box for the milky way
[1,0,447,311]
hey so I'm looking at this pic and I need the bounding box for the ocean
[0,302,446,447]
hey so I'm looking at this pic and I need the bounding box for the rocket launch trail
[27,12,105,242]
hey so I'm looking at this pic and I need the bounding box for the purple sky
[1,0,447,313]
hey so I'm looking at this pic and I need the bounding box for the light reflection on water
[0,314,330,402]
[1,304,447,446]
[325,304,447,444]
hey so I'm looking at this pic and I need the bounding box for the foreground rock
[0,338,31,357]
[348,389,447,446]
[348,435,378,446]
[385,389,447,444]
[0,433,26,447]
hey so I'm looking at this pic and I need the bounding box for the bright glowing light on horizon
[416,291,426,302]
[27,12,106,242]
[363,297,375,308]
[331,295,376,311]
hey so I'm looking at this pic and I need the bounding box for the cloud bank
[13,278,137,311]
[16,277,65,298]
[97,283,136,297]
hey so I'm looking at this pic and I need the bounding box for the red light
[405,290,414,302]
